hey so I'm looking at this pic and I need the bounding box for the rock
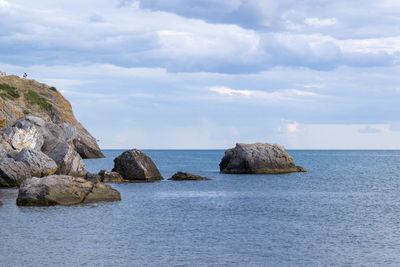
[85,172,101,183]
[0,158,31,187]
[16,175,121,206]
[3,123,43,151]
[98,170,124,183]
[168,172,212,181]
[16,147,58,177]
[42,139,86,176]
[74,127,104,158]
[112,149,163,181]
[219,143,307,174]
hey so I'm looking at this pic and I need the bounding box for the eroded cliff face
[0,74,104,158]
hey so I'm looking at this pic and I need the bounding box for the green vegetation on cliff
[25,90,52,111]
[0,83,20,100]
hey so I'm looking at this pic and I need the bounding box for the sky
[1,0,400,149]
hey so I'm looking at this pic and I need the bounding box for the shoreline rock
[16,175,121,206]
[168,172,212,181]
[219,143,306,174]
[112,149,163,181]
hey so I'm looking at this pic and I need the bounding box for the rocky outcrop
[0,158,31,187]
[0,74,103,158]
[16,175,121,206]
[219,143,306,174]
[98,170,124,183]
[168,172,212,181]
[16,148,58,177]
[112,149,163,181]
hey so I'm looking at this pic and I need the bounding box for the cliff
[0,73,103,158]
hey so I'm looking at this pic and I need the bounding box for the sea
[1,150,400,266]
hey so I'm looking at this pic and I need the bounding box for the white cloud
[287,121,300,133]
[304,17,337,28]
[208,86,318,100]
[209,86,252,96]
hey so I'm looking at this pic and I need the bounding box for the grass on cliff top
[26,90,52,111]
[49,86,57,92]
[0,83,20,100]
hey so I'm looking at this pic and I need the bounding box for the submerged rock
[219,143,306,174]
[168,172,212,181]
[112,149,163,181]
[16,175,121,206]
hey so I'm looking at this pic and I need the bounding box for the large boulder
[112,149,163,181]
[42,139,86,177]
[219,143,306,174]
[16,175,121,206]
[0,158,31,187]
[16,147,58,177]
[168,172,212,181]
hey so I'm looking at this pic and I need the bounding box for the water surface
[1,150,400,266]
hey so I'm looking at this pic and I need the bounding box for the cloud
[209,86,252,96]
[304,18,337,28]
[287,121,300,133]
[359,125,390,134]
[208,86,318,101]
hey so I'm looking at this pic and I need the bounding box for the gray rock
[112,149,163,181]
[16,175,121,206]
[0,158,31,187]
[85,172,101,183]
[168,172,212,181]
[42,139,86,177]
[6,149,19,159]
[98,170,124,183]
[219,143,307,174]
[16,147,58,177]
[73,127,104,159]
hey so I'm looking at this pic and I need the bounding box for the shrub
[23,109,30,115]
[49,86,57,92]
[0,83,20,99]
[25,90,52,111]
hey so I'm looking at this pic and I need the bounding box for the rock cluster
[112,149,163,181]
[16,175,121,206]
[168,172,212,181]
[219,143,306,174]
[0,116,88,187]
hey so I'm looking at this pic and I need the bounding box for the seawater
[1,150,400,266]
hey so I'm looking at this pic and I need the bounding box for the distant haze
[1,0,400,149]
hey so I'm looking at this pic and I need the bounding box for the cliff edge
[0,73,103,158]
